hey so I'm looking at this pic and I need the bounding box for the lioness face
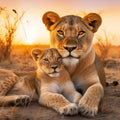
[42,12,102,62]
[32,48,63,77]
[50,16,93,60]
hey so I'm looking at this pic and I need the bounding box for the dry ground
[0,45,120,120]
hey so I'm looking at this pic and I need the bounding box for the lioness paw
[78,98,98,117]
[59,103,78,115]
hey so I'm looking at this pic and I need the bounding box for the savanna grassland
[0,44,120,120]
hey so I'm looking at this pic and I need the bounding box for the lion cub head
[32,48,63,77]
[42,11,102,62]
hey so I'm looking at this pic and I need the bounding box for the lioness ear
[42,11,60,31]
[83,13,102,33]
[31,49,42,61]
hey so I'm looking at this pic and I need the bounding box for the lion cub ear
[42,11,60,31]
[83,13,102,33]
[31,48,42,61]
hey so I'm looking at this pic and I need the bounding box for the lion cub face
[32,48,63,77]
[42,12,102,61]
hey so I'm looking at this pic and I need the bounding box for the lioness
[42,11,106,117]
[0,48,81,115]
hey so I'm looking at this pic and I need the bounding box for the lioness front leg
[39,92,78,115]
[78,83,103,117]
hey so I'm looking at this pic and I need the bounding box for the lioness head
[42,11,102,62]
[32,48,63,77]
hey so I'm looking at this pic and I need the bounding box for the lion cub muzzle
[49,64,60,77]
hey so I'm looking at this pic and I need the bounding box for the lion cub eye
[57,57,62,61]
[43,58,49,63]
[78,31,85,38]
[57,30,64,38]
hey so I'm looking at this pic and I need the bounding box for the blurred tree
[0,7,24,63]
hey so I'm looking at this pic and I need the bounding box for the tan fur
[0,69,19,96]
[0,69,37,106]
[42,11,106,117]
[32,48,82,115]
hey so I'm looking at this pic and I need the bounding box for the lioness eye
[78,31,85,37]
[57,30,64,37]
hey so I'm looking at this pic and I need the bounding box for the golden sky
[0,0,120,45]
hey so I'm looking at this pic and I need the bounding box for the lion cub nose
[64,46,77,52]
[51,65,58,70]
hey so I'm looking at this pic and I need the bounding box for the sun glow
[25,24,39,45]
[15,16,50,45]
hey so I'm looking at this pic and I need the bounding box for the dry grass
[94,39,111,61]
[0,39,11,63]
[0,44,49,71]
[0,7,24,63]
[93,30,117,61]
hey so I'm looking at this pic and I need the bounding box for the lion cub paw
[59,103,78,115]
[78,98,98,117]
[10,95,31,107]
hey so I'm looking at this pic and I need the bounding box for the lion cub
[32,48,82,115]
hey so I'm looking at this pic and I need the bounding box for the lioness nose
[51,65,58,70]
[64,46,77,52]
